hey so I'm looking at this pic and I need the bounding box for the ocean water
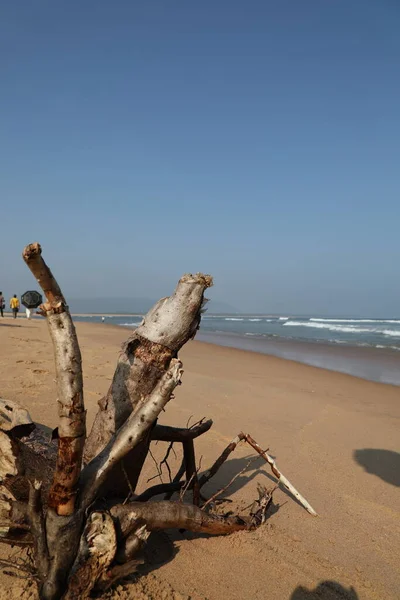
[74,314,400,351]
[73,314,400,385]
[200,315,400,350]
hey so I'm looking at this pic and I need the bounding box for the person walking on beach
[10,294,20,319]
[25,307,33,320]
[0,292,4,317]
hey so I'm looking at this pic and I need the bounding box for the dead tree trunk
[83,272,212,498]
[0,242,316,600]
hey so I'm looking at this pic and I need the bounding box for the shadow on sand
[353,448,400,487]
[198,453,307,511]
[290,580,359,599]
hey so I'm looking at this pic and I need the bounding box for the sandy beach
[0,318,399,600]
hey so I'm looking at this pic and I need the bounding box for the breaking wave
[382,329,400,337]
[283,320,400,337]
[310,318,400,324]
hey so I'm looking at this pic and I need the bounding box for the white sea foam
[310,318,400,324]
[249,318,262,322]
[119,322,141,327]
[279,317,289,321]
[377,345,400,351]
[382,329,400,337]
[284,321,372,333]
[225,318,244,321]
[284,320,400,337]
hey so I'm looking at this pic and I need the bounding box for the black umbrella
[21,290,43,309]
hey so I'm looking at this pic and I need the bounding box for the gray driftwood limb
[27,481,49,581]
[110,494,275,537]
[80,359,184,508]
[0,242,318,600]
[63,511,116,600]
[23,243,86,517]
[83,273,212,497]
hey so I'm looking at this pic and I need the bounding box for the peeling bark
[40,509,85,600]
[0,398,34,434]
[80,359,183,508]
[64,512,116,600]
[23,243,85,516]
[4,428,57,504]
[95,524,149,592]
[83,274,212,496]
[0,244,317,599]
[27,481,49,582]
[110,493,274,538]
[0,401,56,531]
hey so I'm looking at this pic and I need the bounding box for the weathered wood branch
[0,243,318,600]
[23,243,85,516]
[136,481,184,502]
[28,481,49,581]
[111,492,274,538]
[242,433,317,516]
[199,433,245,488]
[201,456,260,510]
[164,458,186,500]
[95,524,149,593]
[199,432,317,516]
[40,509,85,600]
[80,359,183,508]
[83,273,212,497]
[0,399,57,530]
[63,511,116,600]
[21,243,64,307]
[183,440,200,505]
[0,398,34,435]
[151,419,213,442]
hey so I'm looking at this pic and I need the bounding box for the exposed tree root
[0,243,317,599]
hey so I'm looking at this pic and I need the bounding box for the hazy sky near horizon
[1,1,399,316]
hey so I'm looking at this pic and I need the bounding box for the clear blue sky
[1,1,399,315]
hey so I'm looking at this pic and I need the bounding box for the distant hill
[68,297,239,315]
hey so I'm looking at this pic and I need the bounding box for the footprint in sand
[17,359,40,365]
[11,336,46,344]
[88,363,109,371]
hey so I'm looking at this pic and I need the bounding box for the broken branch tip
[22,242,42,261]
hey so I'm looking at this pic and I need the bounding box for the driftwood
[0,242,317,599]
[23,242,86,517]
[83,272,212,499]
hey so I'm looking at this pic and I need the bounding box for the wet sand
[0,319,399,600]
[197,330,400,385]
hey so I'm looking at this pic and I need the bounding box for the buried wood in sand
[0,243,317,599]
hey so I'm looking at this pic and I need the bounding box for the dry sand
[0,318,399,600]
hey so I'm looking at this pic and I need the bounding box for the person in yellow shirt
[10,295,20,319]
